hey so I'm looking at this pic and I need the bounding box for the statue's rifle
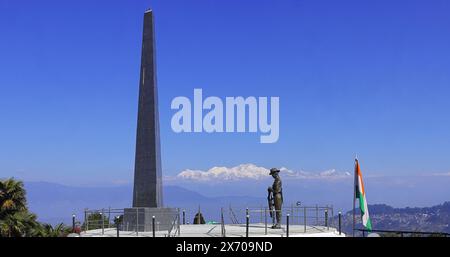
[267,188,274,218]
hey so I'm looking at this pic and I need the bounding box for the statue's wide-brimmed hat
[269,168,280,175]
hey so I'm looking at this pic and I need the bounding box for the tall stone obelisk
[123,10,177,232]
[132,9,163,208]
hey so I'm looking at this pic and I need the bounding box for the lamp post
[246,215,250,237]
[72,214,76,233]
[286,214,290,237]
[115,216,120,237]
[152,216,156,237]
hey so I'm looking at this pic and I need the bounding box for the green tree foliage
[0,178,72,237]
[0,178,27,214]
[38,223,72,237]
[0,211,41,237]
[0,178,41,237]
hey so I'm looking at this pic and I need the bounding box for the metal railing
[80,204,337,237]
[168,210,181,237]
[83,208,123,232]
[82,208,180,237]
[226,205,335,235]
[228,205,334,225]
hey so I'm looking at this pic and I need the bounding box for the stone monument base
[122,207,178,232]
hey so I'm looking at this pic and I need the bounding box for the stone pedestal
[122,207,178,232]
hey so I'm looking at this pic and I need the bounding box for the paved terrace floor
[80,223,345,237]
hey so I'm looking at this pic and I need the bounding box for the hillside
[334,202,450,236]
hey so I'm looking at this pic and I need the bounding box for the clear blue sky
[1,0,450,185]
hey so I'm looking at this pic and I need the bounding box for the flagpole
[353,158,357,237]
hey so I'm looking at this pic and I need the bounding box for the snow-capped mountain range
[174,163,351,181]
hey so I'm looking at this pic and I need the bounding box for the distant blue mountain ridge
[24,182,265,225]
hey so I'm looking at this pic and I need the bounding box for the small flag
[355,159,372,231]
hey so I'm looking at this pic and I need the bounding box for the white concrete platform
[81,223,345,237]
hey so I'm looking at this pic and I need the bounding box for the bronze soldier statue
[268,168,283,229]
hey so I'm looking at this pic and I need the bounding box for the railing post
[246,215,250,237]
[100,210,104,235]
[325,209,329,230]
[291,204,294,224]
[338,212,342,235]
[221,208,226,237]
[331,206,334,228]
[286,214,290,237]
[264,208,268,235]
[108,207,111,229]
[315,205,318,225]
[178,210,181,237]
[260,205,263,224]
[136,209,139,236]
[152,216,156,237]
[304,207,307,233]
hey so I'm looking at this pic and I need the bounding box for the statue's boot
[271,224,282,229]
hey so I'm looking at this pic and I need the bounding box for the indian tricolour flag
[355,159,372,231]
